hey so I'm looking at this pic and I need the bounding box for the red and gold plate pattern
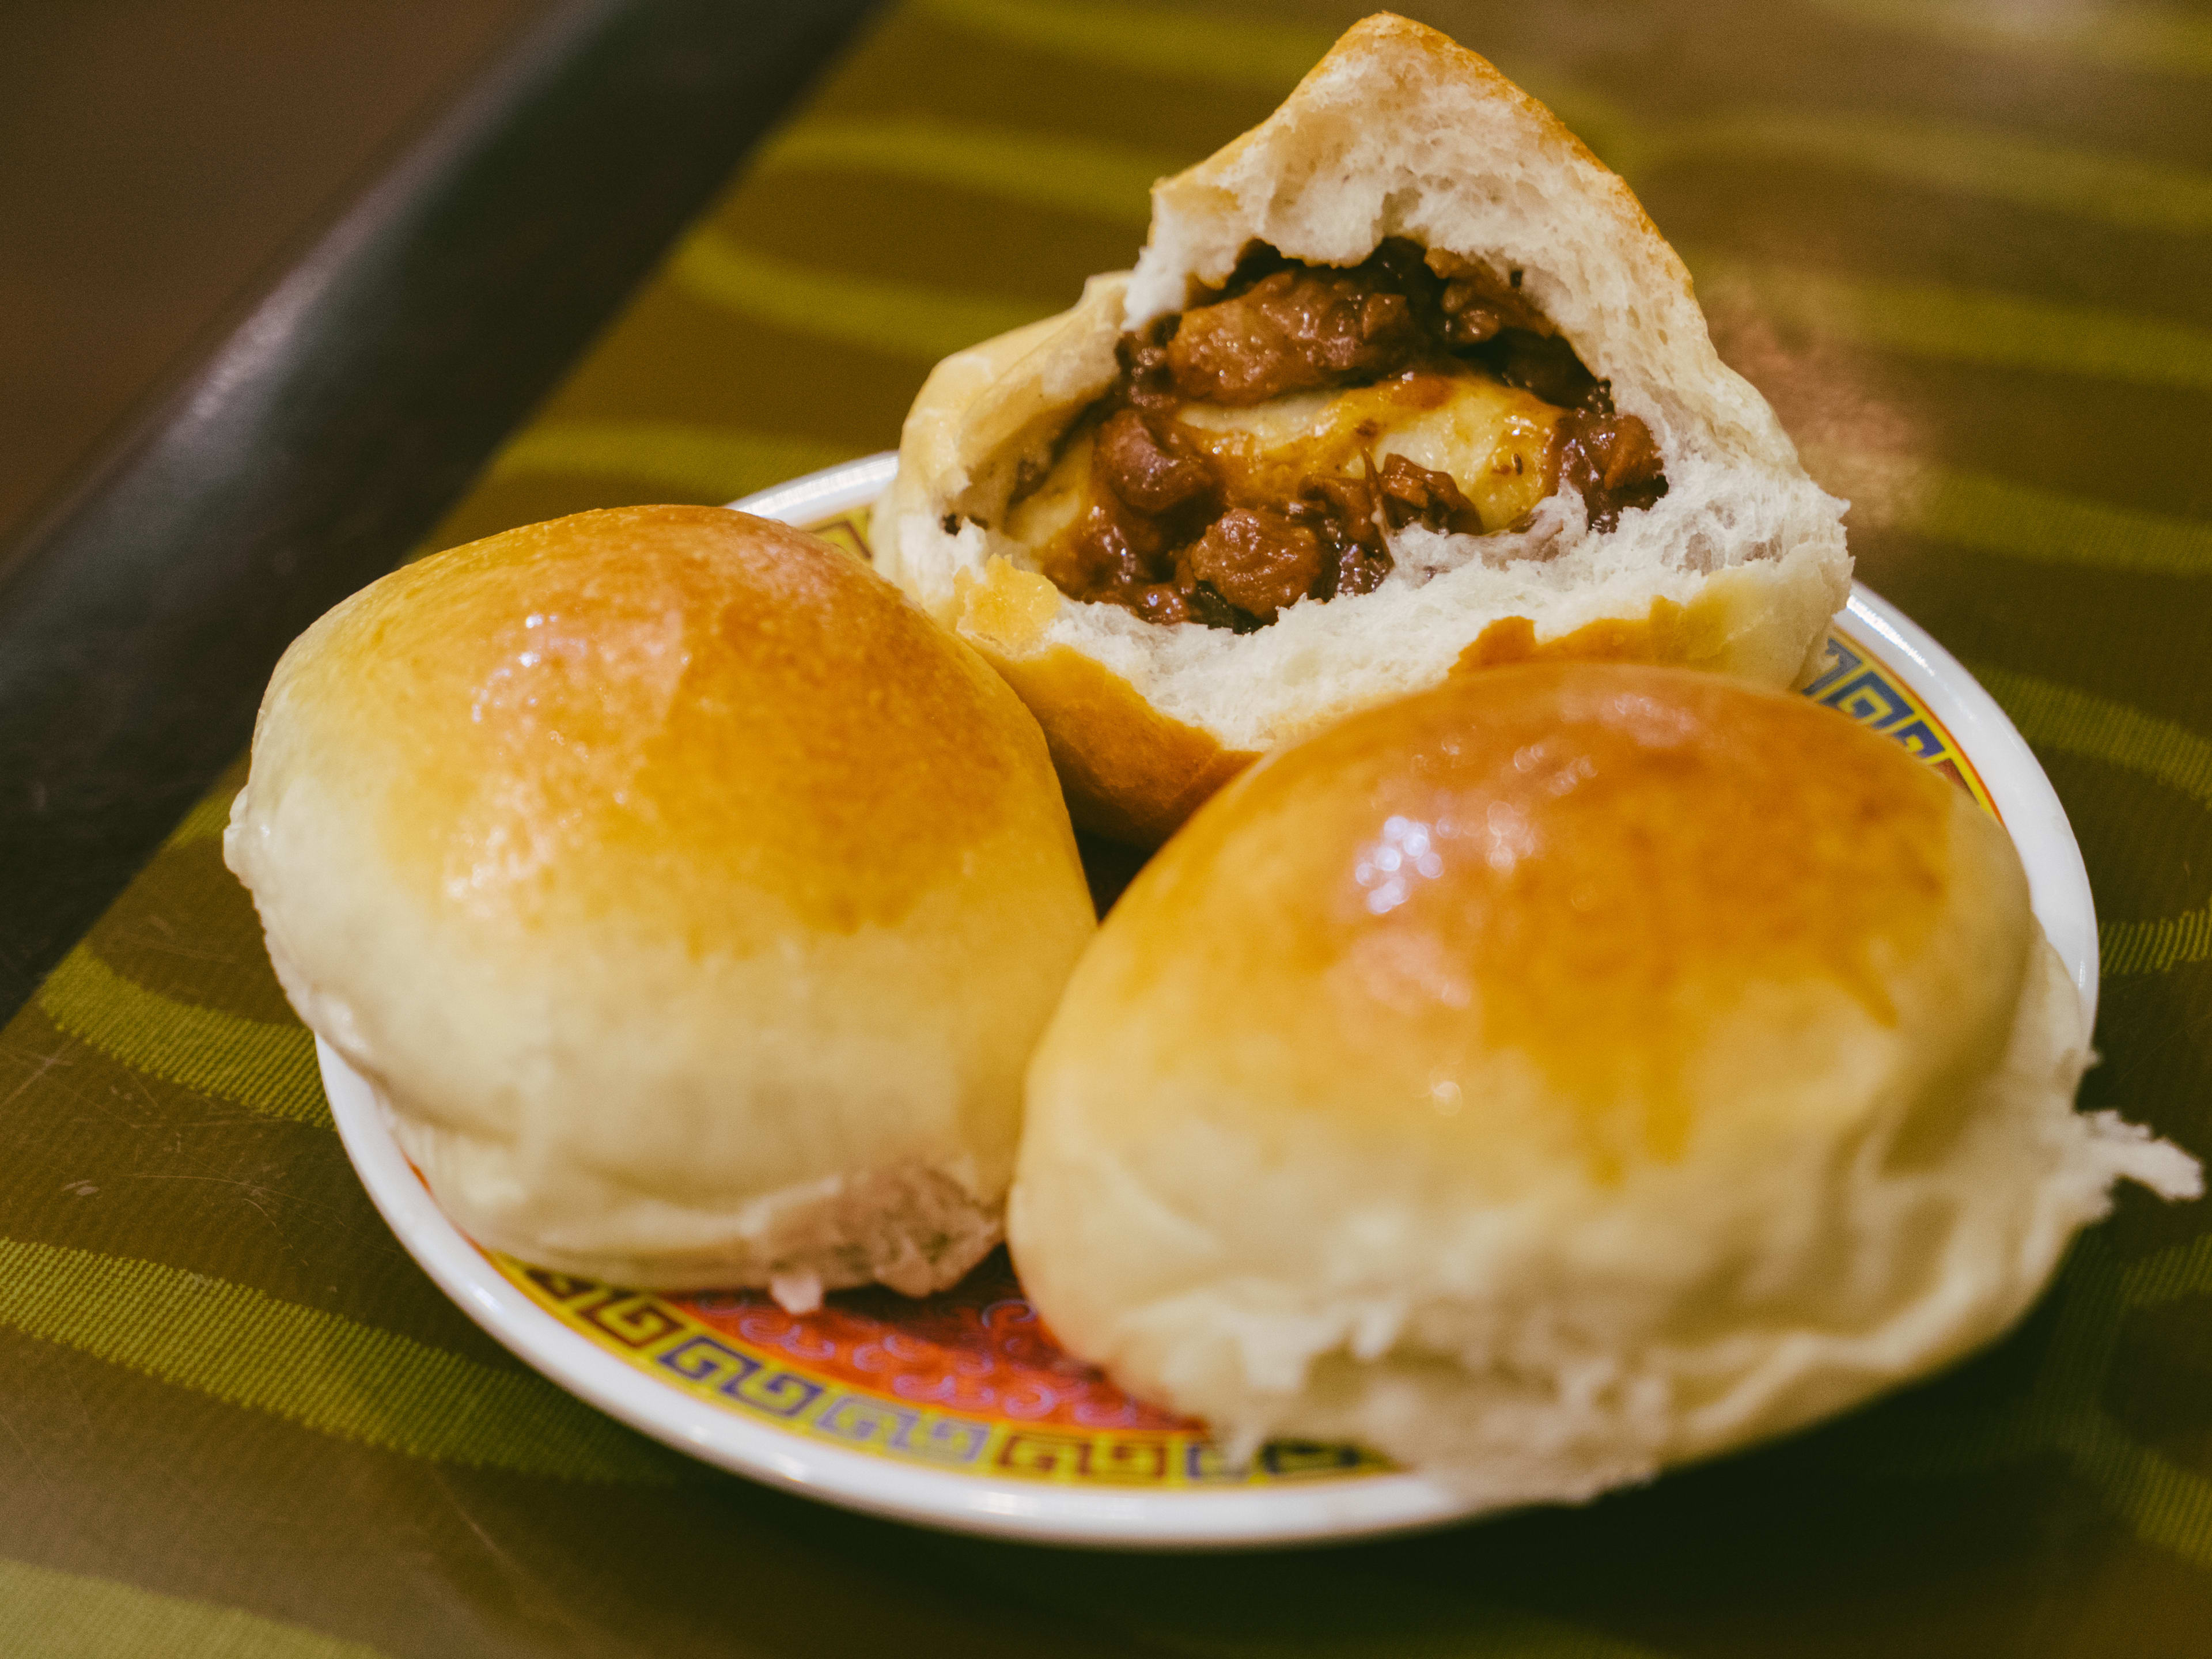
[498,1249,1388,1487]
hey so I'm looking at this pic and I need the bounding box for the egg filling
[1006,239,1668,631]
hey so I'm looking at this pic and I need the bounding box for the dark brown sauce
[1027,240,1669,631]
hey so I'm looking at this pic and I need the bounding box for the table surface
[3,1,2210,1653]
[0,0,550,551]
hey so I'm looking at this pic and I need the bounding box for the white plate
[324,453,2096,1549]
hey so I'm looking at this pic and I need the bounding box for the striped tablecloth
[5,2,2209,1652]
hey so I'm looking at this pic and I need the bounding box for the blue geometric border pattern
[1801,630,1999,820]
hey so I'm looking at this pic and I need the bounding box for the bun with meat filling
[1009,662,2200,1506]
[874,13,1851,844]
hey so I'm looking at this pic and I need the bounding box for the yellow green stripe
[915,0,1684,194]
[1807,448,2212,575]
[997,1546,1672,1658]
[899,8,2212,235]
[2100,900,2212,979]
[1124,1597,1669,1658]
[740,113,2212,398]
[667,229,2212,406]
[669,230,1048,361]
[1810,0,2212,79]
[0,1237,676,1484]
[1699,259,2212,395]
[1877,1237,2212,1565]
[1658,113,2212,236]
[167,787,237,847]
[0,1556,389,1659]
[1971,665,2212,805]
[2123,1233,2212,1308]
[486,421,858,501]
[1964,665,2212,978]
[759,118,1172,226]
[36,947,328,1127]
[914,0,1331,90]
[762,108,2212,244]
[912,0,1654,177]
[2048,1403,2212,1568]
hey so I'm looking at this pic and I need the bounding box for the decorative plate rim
[323,1048,1475,1546]
[323,452,2098,1550]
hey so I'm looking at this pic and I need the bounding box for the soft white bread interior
[875,14,1850,845]
[1009,662,2197,1504]
[228,505,1096,1299]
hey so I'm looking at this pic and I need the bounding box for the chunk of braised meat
[1114,328,1180,413]
[1327,534,1393,599]
[1125,584,1193,625]
[1059,506,1154,596]
[1183,584,1266,634]
[1054,409,1211,597]
[1047,238,1672,632]
[1056,506,1196,626]
[1427,251,1552,347]
[1166,266,1429,406]
[1375,454,1485,535]
[1556,410,1668,532]
[1183,508,1325,621]
[1484,329,1604,410]
[1094,408,1217,515]
[1050,415,1228,627]
[1290,476,1393,600]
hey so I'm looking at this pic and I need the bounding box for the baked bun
[228,505,1094,1301]
[875,14,1850,844]
[1010,663,2196,1505]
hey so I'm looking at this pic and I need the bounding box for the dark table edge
[0,0,882,1022]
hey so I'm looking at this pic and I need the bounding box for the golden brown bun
[228,505,1096,1297]
[876,16,1851,846]
[1011,663,2196,1504]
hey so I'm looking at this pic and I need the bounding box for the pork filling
[1007,240,1667,631]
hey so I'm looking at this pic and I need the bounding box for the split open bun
[875,14,1850,844]
[1010,663,2198,1506]
[227,506,1094,1300]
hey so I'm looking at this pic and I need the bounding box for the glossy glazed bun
[1010,662,2195,1504]
[876,15,1849,844]
[229,505,1095,1301]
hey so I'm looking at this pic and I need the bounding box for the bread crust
[876,13,1851,845]
[228,505,1097,1295]
[1011,664,2199,1502]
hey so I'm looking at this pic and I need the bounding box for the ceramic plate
[324,452,2097,1548]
